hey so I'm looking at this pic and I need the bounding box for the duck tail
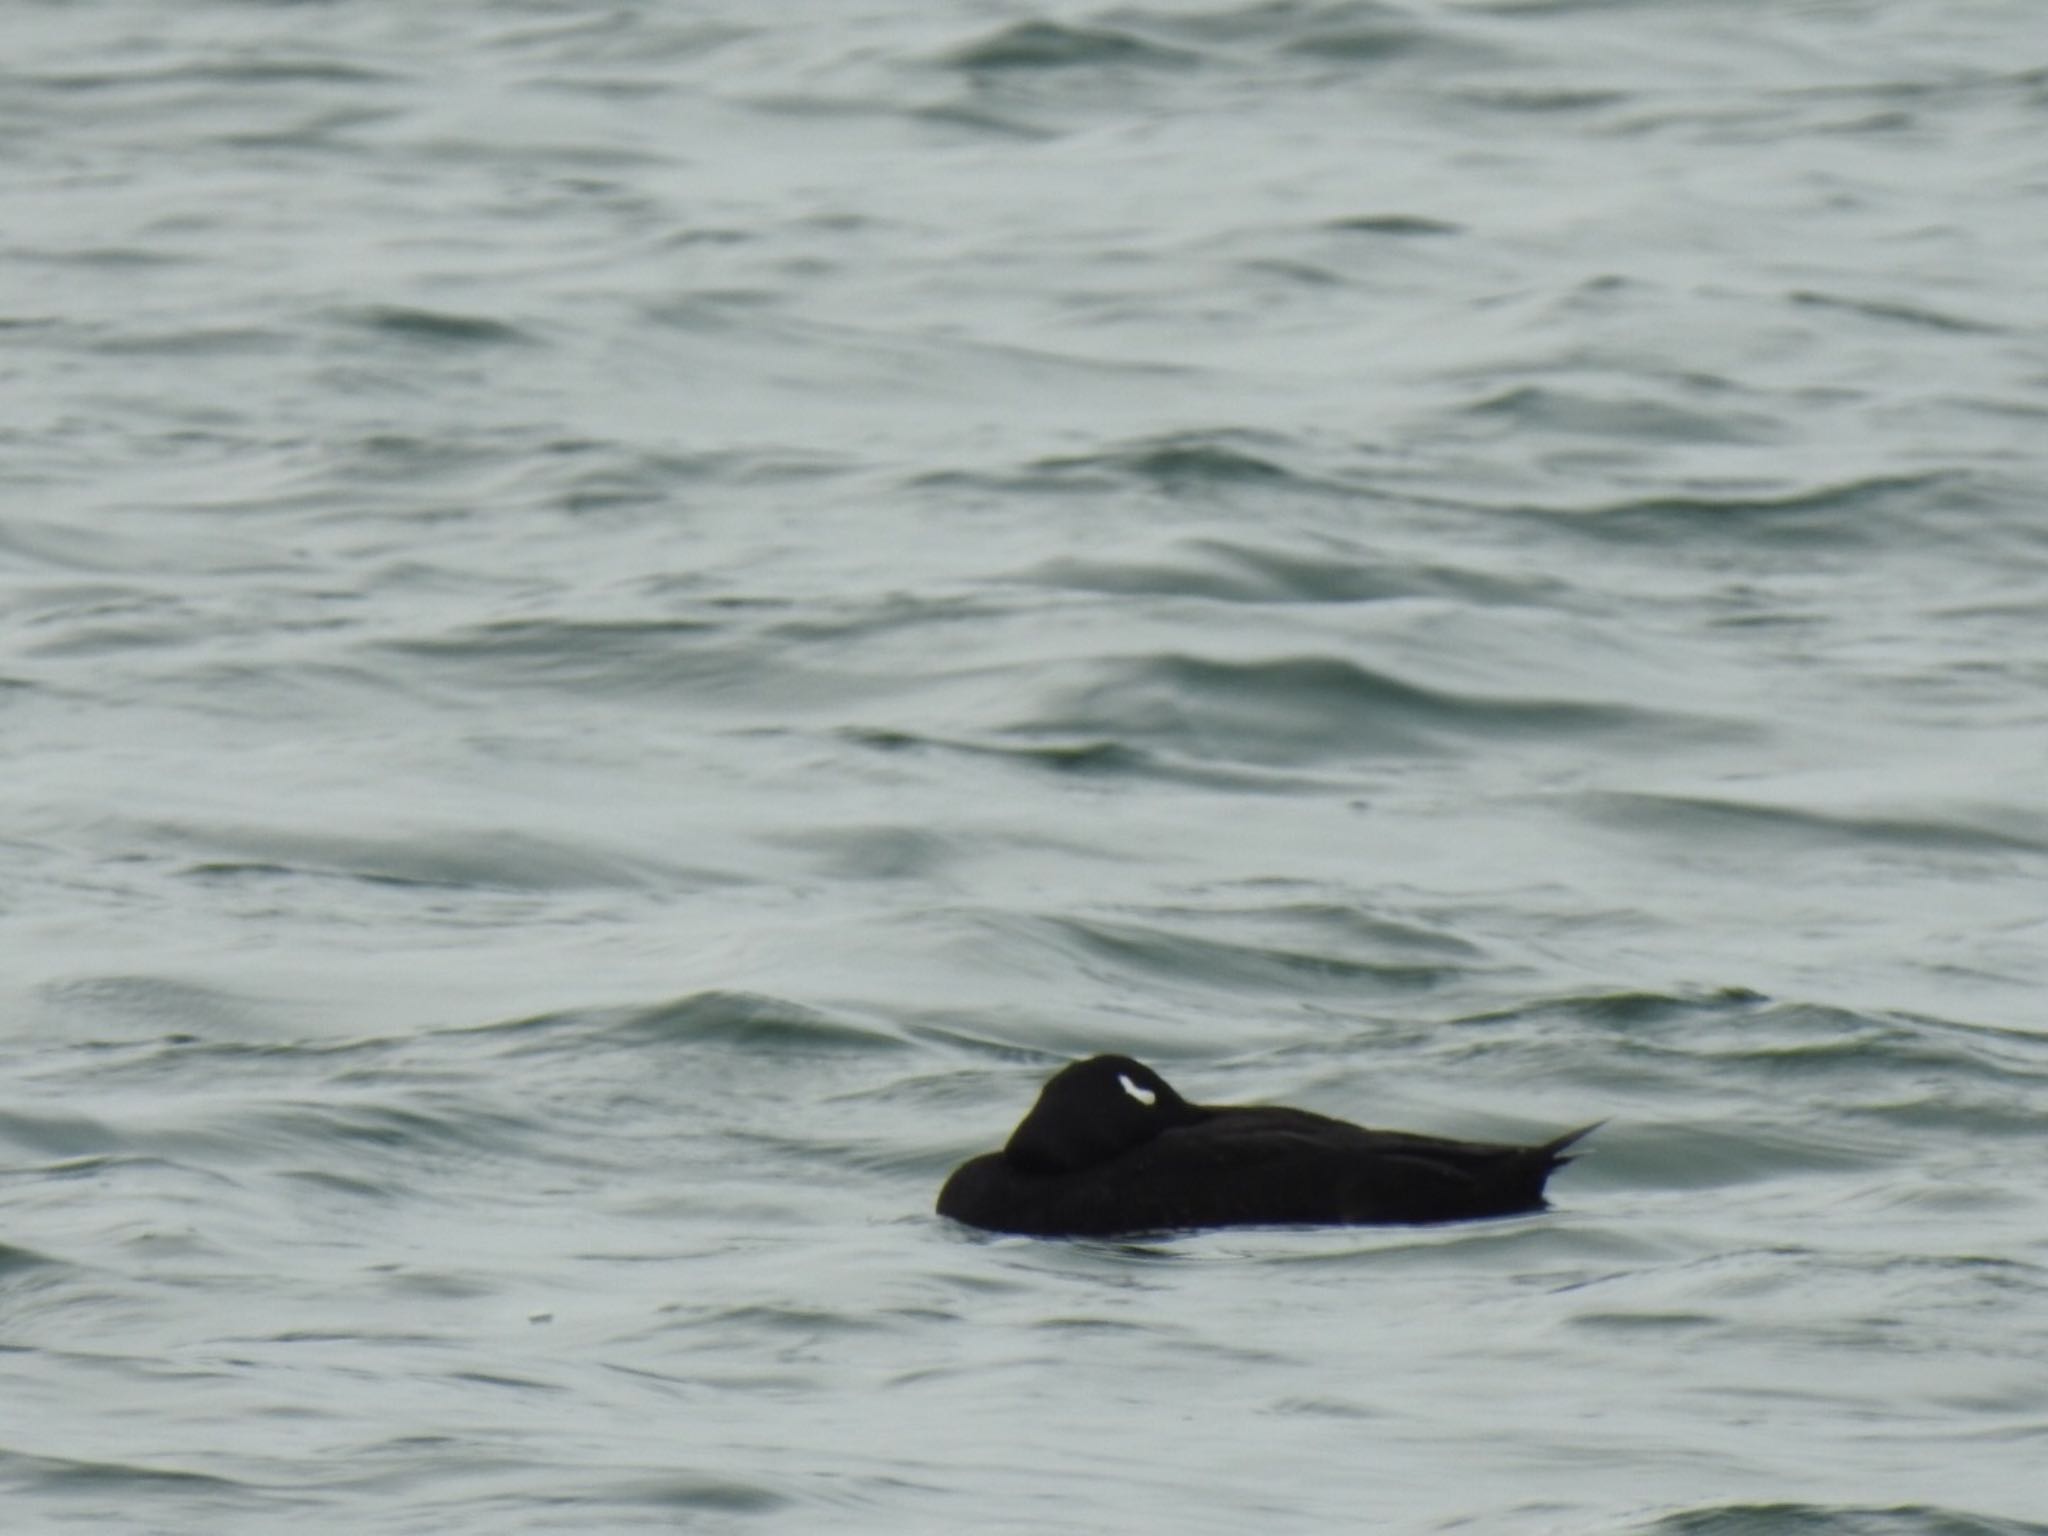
[1540,1121,1604,1168]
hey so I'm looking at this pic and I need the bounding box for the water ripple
[1014,651,1713,765]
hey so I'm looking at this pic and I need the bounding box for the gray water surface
[5,2,2048,1531]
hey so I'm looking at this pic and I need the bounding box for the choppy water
[6,1,2048,1531]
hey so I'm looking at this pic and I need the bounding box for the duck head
[1003,1055,1197,1176]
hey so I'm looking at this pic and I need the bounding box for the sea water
[4,2,2047,1531]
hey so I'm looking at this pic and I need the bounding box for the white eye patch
[1118,1073,1157,1107]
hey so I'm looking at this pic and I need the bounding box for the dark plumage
[936,1055,1595,1237]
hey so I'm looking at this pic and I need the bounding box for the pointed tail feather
[1541,1121,1604,1167]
